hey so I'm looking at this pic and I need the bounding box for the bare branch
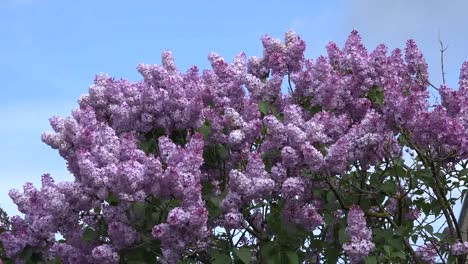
[438,33,448,85]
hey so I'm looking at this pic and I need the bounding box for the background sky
[1,0,467,220]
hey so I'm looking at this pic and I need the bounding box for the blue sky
[1,0,467,217]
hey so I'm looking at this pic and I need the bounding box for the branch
[287,69,294,96]
[234,228,249,248]
[438,33,448,85]
[429,159,462,240]
[325,175,347,210]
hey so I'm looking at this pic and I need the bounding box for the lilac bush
[1,30,468,263]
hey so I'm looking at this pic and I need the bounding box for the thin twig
[438,33,448,85]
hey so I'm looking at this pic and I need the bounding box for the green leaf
[132,201,146,219]
[211,251,232,264]
[258,101,270,115]
[216,144,229,160]
[124,247,159,263]
[365,256,377,264]
[420,202,431,216]
[424,224,434,234]
[20,246,33,261]
[448,254,456,263]
[382,181,396,194]
[383,245,391,256]
[234,247,252,264]
[271,105,279,116]
[324,246,339,264]
[169,129,188,146]
[205,195,222,220]
[285,251,299,264]
[393,251,407,260]
[260,242,277,259]
[391,164,406,177]
[308,239,323,249]
[106,192,120,206]
[323,212,334,225]
[434,232,446,240]
[93,206,101,214]
[82,227,98,241]
[326,191,336,205]
[367,85,385,106]
[308,105,322,115]
[199,123,211,139]
[397,135,407,146]
[387,236,404,251]
[360,198,371,212]
[338,226,348,244]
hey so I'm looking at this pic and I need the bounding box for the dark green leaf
[424,224,434,234]
[258,101,270,115]
[199,123,211,139]
[260,242,277,259]
[216,144,229,160]
[393,251,407,260]
[271,105,279,116]
[308,105,322,115]
[383,245,391,256]
[367,85,385,106]
[107,192,120,206]
[234,247,251,264]
[360,198,371,212]
[387,236,404,251]
[93,206,101,214]
[324,247,339,264]
[338,226,348,244]
[365,256,377,264]
[82,227,98,241]
[211,251,232,264]
[326,191,336,205]
[382,181,396,194]
[133,201,146,219]
[285,251,299,264]
[20,246,33,261]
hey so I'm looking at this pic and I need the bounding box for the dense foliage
[1,30,467,263]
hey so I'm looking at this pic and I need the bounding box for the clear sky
[1,0,468,217]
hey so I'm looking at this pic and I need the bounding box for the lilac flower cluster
[1,29,468,263]
[415,243,438,263]
[451,241,468,256]
[343,205,375,263]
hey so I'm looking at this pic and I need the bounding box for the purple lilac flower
[343,205,374,263]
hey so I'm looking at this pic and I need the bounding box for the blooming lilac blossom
[451,241,468,256]
[91,244,119,264]
[416,243,438,263]
[343,205,374,263]
[2,29,468,263]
